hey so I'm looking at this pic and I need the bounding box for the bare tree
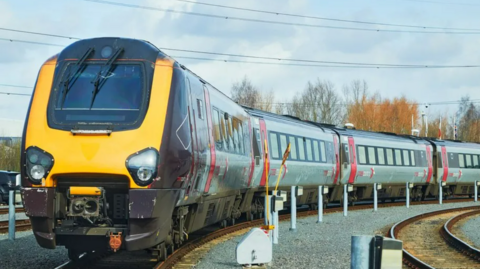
[231,76,260,108]
[285,79,344,125]
[257,90,275,112]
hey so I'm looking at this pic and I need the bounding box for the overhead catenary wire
[394,0,480,6]
[79,0,480,35]
[2,35,480,69]
[1,83,478,108]
[0,92,31,96]
[176,0,480,32]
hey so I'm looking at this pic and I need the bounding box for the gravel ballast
[0,231,68,268]
[459,213,480,248]
[195,201,480,269]
[0,201,478,269]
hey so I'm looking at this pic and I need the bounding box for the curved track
[157,198,473,269]
[390,206,480,269]
[441,209,480,262]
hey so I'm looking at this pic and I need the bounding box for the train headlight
[126,148,158,186]
[30,165,45,180]
[25,146,54,184]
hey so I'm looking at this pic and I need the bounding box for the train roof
[242,106,335,133]
[426,138,480,149]
[329,127,431,145]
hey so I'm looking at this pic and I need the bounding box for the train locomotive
[20,37,480,260]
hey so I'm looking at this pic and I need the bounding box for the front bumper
[22,188,180,251]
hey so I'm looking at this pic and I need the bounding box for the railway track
[0,207,24,215]
[0,219,31,234]
[48,197,476,269]
[389,206,480,269]
[156,198,474,269]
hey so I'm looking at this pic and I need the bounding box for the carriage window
[466,154,472,168]
[233,118,243,154]
[239,122,245,155]
[212,109,222,149]
[343,144,350,164]
[196,99,204,119]
[280,134,288,157]
[313,140,320,162]
[367,147,376,165]
[252,128,261,158]
[386,149,394,165]
[403,150,410,166]
[305,139,313,161]
[474,155,479,168]
[289,136,297,160]
[459,154,465,168]
[269,132,280,159]
[320,141,326,163]
[410,150,416,166]
[358,146,367,164]
[220,114,228,150]
[377,148,385,165]
[297,137,305,160]
[395,149,403,166]
[227,116,235,152]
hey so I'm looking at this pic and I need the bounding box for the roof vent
[411,129,420,136]
[344,123,355,129]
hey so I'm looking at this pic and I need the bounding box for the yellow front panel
[70,186,103,196]
[25,58,174,188]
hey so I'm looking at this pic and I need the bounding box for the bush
[0,140,21,172]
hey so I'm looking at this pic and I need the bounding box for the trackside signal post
[373,183,381,212]
[344,184,353,217]
[9,174,21,241]
[475,181,479,202]
[237,142,291,266]
[317,186,328,223]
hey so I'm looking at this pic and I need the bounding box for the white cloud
[0,0,479,133]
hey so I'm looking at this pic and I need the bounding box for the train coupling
[108,232,122,252]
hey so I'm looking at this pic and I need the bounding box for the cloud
[1,0,480,128]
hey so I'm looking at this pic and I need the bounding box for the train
[20,37,480,261]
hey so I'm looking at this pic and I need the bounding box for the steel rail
[389,206,480,269]
[441,209,480,261]
[156,199,474,269]
[0,219,31,234]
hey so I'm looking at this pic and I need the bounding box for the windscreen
[53,62,145,126]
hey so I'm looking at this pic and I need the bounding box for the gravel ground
[460,214,480,248]
[196,201,480,269]
[0,231,68,269]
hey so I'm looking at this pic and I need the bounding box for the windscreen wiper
[89,47,124,109]
[59,47,94,109]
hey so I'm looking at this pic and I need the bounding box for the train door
[184,78,197,195]
[259,119,269,187]
[347,137,357,184]
[185,78,209,194]
[203,86,216,193]
[425,146,433,183]
[333,134,340,184]
[441,146,449,182]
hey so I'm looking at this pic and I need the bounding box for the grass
[0,140,21,172]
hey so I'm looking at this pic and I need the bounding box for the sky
[1,0,480,136]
